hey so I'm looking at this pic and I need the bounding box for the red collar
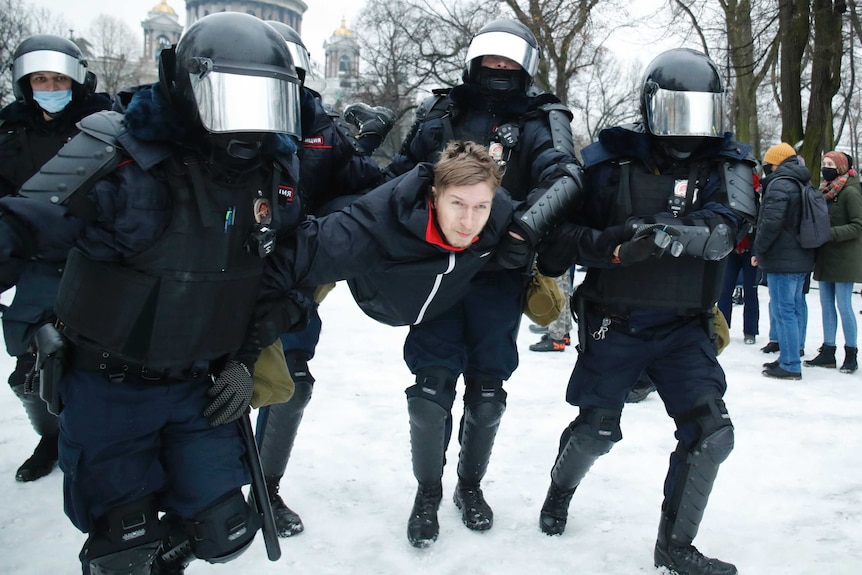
[425,198,478,251]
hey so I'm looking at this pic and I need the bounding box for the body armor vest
[57,160,275,371]
[582,159,727,313]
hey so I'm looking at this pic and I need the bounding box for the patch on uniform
[278,185,295,207]
[303,135,331,149]
[489,142,504,165]
[674,179,688,198]
[253,198,272,224]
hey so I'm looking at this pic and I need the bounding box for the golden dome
[333,17,353,36]
[151,0,176,14]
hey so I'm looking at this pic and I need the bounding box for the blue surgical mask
[32,89,72,113]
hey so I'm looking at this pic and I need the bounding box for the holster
[32,324,66,415]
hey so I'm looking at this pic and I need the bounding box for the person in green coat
[805,151,862,373]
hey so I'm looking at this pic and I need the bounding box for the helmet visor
[13,50,87,85]
[190,67,301,136]
[285,41,311,76]
[465,31,539,77]
[645,87,725,137]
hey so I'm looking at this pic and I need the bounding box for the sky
[1,274,861,574]
[31,0,365,64]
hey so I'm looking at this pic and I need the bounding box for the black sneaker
[407,483,443,548]
[453,483,493,531]
[15,432,59,482]
[762,360,779,369]
[743,334,756,345]
[529,334,566,352]
[529,324,549,334]
[262,478,304,537]
[655,541,738,575]
[760,341,780,353]
[762,365,802,380]
[539,482,576,536]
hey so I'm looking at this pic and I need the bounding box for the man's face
[480,55,521,71]
[433,182,495,248]
[29,71,73,92]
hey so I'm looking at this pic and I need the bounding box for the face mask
[821,167,839,182]
[475,68,524,94]
[32,90,72,113]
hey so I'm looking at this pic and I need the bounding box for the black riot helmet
[464,19,540,94]
[265,21,312,84]
[11,34,96,104]
[640,48,726,155]
[161,12,302,142]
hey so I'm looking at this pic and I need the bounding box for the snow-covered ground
[1,274,860,574]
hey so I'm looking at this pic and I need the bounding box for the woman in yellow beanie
[805,150,862,373]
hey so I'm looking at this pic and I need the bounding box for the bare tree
[85,14,140,96]
[0,0,31,105]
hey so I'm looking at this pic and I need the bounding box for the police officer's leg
[454,379,506,531]
[10,353,60,481]
[255,318,320,537]
[654,398,736,575]
[539,407,621,535]
[404,366,457,548]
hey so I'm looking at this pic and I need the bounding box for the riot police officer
[535,48,756,575]
[254,21,393,538]
[0,34,111,482]
[385,18,583,547]
[0,13,306,573]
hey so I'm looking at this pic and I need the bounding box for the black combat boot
[803,344,837,368]
[16,431,59,482]
[539,482,576,535]
[655,515,737,575]
[265,477,304,537]
[407,482,443,548]
[454,398,505,531]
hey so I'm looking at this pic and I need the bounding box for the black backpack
[772,176,831,248]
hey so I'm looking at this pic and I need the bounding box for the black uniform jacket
[264,162,517,326]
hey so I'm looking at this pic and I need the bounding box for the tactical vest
[412,89,572,202]
[57,159,279,371]
[581,159,727,313]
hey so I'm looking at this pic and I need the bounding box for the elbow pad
[627,218,734,261]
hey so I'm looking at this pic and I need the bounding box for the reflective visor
[286,41,311,76]
[646,87,725,137]
[465,31,540,77]
[190,68,301,136]
[13,50,87,84]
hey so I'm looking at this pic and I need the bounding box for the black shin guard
[660,398,734,548]
[457,382,507,485]
[550,408,620,490]
[257,374,313,480]
[406,368,457,485]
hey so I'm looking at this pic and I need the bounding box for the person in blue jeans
[805,150,862,373]
[752,143,817,379]
[718,238,759,344]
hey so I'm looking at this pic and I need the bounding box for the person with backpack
[752,143,817,380]
[804,150,862,373]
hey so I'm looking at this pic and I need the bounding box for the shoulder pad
[415,93,449,122]
[76,110,127,147]
[721,159,757,220]
[19,123,123,220]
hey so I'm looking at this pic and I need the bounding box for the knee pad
[568,407,623,446]
[463,377,508,408]
[85,496,163,575]
[550,409,621,490]
[463,400,506,429]
[184,491,262,564]
[284,352,315,388]
[405,366,457,411]
[675,397,734,460]
[285,378,314,413]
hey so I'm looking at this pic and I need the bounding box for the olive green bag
[252,338,295,408]
[523,268,565,327]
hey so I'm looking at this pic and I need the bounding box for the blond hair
[433,141,503,194]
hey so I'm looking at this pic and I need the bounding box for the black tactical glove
[204,360,254,426]
[494,229,532,269]
[595,224,633,258]
[343,103,397,137]
[615,224,681,265]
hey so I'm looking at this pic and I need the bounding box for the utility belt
[68,339,213,383]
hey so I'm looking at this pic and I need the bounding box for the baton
[238,410,281,561]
